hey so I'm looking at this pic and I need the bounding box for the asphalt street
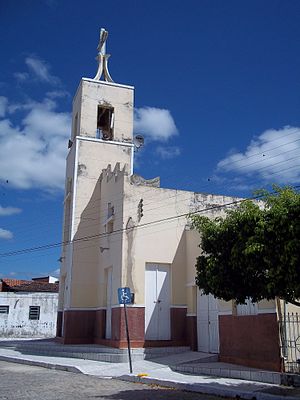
[0,360,232,400]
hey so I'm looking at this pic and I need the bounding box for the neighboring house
[0,276,59,338]
[57,29,285,372]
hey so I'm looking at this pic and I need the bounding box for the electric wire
[1,184,299,259]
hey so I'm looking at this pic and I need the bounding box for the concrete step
[0,339,190,363]
[20,349,144,363]
[173,362,282,385]
[177,352,218,363]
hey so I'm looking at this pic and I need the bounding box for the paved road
[0,360,230,400]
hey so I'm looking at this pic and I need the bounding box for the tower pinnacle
[93,28,113,82]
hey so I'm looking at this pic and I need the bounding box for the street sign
[118,287,131,305]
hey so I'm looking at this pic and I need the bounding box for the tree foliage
[190,186,300,306]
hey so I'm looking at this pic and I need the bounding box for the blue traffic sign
[118,287,131,304]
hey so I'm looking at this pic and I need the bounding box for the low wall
[219,313,282,371]
[0,292,58,338]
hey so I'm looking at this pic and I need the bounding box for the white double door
[197,290,219,353]
[145,264,170,340]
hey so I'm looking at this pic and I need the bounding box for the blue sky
[0,0,300,279]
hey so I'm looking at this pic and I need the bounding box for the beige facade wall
[74,79,134,142]
[121,182,193,306]
[96,165,126,307]
[71,83,82,140]
[58,141,76,311]
[61,75,248,324]
[219,299,234,315]
[60,78,134,310]
[119,176,241,310]
[258,299,276,313]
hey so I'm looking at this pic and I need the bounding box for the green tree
[190,186,300,306]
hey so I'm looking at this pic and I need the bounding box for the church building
[57,29,282,372]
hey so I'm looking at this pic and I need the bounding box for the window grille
[29,306,40,320]
[0,305,9,314]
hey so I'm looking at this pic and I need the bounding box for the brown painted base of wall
[144,340,187,347]
[94,309,106,341]
[170,307,187,342]
[186,315,197,350]
[219,313,282,372]
[56,311,63,337]
[57,307,190,349]
[111,307,145,342]
[94,338,144,348]
[59,307,145,346]
[60,309,97,344]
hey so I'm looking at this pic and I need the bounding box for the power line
[2,185,299,259]
[218,128,300,168]
[4,131,300,239]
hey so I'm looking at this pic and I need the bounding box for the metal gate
[279,312,300,373]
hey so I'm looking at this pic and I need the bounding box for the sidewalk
[0,343,299,400]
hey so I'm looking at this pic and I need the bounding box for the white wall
[0,292,58,338]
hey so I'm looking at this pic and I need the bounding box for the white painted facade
[0,292,58,338]
[58,64,243,347]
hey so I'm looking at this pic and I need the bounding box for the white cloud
[156,146,181,159]
[0,205,22,216]
[46,90,70,99]
[7,98,49,114]
[217,126,300,184]
[0,98,70,191]
[0,228,13,240]
[0,97,8,117]
[14,56,60,86]
[25,56,60,85]
[14,72,29,82]
[134,107,178,142]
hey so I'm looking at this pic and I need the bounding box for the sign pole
[123,302,132,373]
[118,287,133,374]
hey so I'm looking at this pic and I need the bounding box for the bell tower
[70,27,134,148]
[57,29,134,335]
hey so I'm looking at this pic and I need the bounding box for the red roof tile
[0,279,59,293]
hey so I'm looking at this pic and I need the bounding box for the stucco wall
[0,292,58,337]
[97,165,125,308]
[60,78,134,310]
[122,182,194,306]
[121,177,241,308]
[77,79,134,141]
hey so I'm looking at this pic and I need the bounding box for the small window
[29,306,40,320]
[97,106,114,140]
[0,306,9,314]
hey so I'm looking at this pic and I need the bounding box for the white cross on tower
[93,28,113,82]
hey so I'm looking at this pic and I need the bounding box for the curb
[117,374,299,400]
[0,355,81,374]
[0,354,298,400]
